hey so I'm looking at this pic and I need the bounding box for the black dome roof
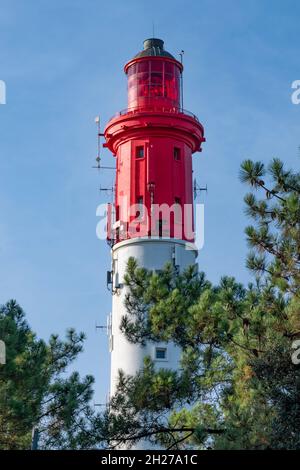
[133,38,176,60]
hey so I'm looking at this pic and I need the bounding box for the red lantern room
[125,38,182,111]
[104,38,205,244]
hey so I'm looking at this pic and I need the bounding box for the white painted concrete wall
[110,237,197,396]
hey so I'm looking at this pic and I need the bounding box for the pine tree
[0,300,97,449]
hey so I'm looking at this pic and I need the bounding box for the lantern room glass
[127,59,181,110]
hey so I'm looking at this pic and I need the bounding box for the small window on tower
[158,218,163,238]
[137,196,144,219]
[115,205,120,221]
[155,347,167,360]
[136,146,144,158]
[174,197,181,224]
[174,147,181,161]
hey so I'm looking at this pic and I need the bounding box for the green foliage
[0,300,97,449]
[241,158,300,294]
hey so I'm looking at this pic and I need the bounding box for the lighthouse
[103,38,205,397]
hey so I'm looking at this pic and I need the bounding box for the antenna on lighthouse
[92,116,115,170]
[99,185,115,195]
[93,116,101,169]
[193,179,208,200]
[179,50,184,111]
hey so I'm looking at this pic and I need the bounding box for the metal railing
[109,106,199,122]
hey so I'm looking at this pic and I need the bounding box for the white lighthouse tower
[103,38,205,397]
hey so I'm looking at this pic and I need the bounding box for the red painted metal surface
[104,42,205,244]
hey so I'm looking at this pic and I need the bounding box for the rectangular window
[115,204,120,221]
[174,147,181,161]
[174,197,181,224]
[158,218,163,238]
[137,196,143,219]
[136,146,144,158]
[155,347,167,360]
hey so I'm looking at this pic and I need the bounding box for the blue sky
[0,0,299,403]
